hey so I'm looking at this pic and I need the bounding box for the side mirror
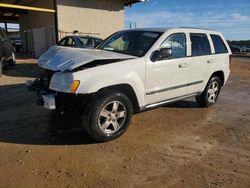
[151,47,172,62]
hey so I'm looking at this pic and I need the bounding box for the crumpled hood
[38,45,136,72]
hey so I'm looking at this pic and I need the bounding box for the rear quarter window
[211,34,228,54]
[190,33,211,56]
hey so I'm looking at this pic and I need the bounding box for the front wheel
[84,91,133,142]
[196,76,222,107]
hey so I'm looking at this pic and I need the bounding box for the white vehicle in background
[28,27,231,142]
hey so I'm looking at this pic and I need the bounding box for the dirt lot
[0,56,250,188]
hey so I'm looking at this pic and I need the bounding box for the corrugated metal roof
[124,0,145,6]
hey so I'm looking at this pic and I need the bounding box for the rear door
[187,33,212,94]
[210,34,230,84]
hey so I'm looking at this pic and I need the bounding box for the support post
[4,21,8,32]
[53,0,59,43]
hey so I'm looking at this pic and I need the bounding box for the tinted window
[66,37,76,47]
[95,39,102,47]
[80,37,89,45]
[59,37,76,47]
[58,37,67,46]
[161,33,186,58]
[79,37,96,47]
[86,38,94,47]
[190,33,211,56]
[211,34,228,54]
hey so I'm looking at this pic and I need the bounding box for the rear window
[190,33,211,56]
[211,34,228,54]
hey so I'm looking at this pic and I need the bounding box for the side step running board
[141,93,199,111]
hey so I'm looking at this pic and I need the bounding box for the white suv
[31,28,231,142]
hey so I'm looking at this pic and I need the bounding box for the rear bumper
[224,69,230,85]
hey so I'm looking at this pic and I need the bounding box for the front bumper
[27,79,90,113]
[26,69,90,114]
[42,94,56,110]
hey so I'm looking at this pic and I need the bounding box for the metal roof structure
[124,0,145,6]
[0,0,145,23]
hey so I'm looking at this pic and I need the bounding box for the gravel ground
[0,55,249,188]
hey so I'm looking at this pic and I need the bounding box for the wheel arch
[97,84,140,113]
[211,70,225,86]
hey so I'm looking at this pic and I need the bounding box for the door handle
[207,60,214,64]
[179,63,188,68]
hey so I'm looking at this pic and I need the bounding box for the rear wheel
[84,91,133,142]
[196,76,222,107]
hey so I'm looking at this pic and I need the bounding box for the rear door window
[190,33,211,56]
[211,34,228,54]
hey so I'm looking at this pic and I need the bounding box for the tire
[83,90,133,142]
[196,76,222,107]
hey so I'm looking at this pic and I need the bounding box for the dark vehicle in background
[11,37,22,52]
[58,35,103,49]
[0,27,16,76]
[229,45,250,53]
[242,47,250,53]
[229,45,241,53]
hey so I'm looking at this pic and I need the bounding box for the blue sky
[125,0,250,40]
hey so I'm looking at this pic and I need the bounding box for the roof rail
[179,27,216,31]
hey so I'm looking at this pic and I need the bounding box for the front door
[145,33,190,105]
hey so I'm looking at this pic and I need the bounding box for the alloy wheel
[207,81,219,103]
[98,101,127,134]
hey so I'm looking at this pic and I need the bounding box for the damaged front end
[26,69,90,114]
[27,45,135,113]
[26,69,57,109]
[26,74,81,113]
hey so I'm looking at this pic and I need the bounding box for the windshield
[98,30,162,57]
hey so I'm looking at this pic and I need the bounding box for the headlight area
[36,72,89,112]
[49,72,80,93]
